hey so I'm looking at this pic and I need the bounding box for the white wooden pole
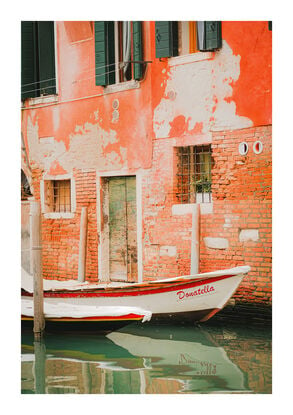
[30,199,44,340]
[190,203,200,275]
[78,207,88,282]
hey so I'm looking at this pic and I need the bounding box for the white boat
[21,297,152,329]
[21,265,250,324]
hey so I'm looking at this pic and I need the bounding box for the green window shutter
[197,21,222,51]
[21,21,37,100]
[132,21,143,80]
[95,21,108,86]
[155,21,178,58]
[204,21,222,50]
[94,21,115,86]
[106,22,115,85]
[37,22,56,95]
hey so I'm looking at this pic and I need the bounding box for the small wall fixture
[239,142,248,156]
[112,99,119,110]
[167,89,176,100]
[253,141,263,154]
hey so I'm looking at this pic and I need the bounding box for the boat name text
[177,285,215,300]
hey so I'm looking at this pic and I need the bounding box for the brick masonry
[142,125,272,304]
[28,125,271,305]
[30,168,98,282]
[21,22,271,305]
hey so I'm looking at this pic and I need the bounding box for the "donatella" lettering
[177,285,215,300]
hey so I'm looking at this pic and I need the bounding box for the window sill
[103,80,140,95]
[43,212,75,220]
[26,94,58,106]
[70,37,93,45]
[172,201,213,216]
[169,52,213,67]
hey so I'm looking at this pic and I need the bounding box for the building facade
[21,21,272,304]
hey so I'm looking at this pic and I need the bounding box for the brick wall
[206,126,272,304]
[29,126,271,304]
[142,138,194,280]
[142,125,272,304]
[31,168,99,282]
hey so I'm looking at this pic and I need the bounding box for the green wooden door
[108,176,137,282]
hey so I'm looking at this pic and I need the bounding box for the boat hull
[21,300,152,331]
[21,317,141,333]
[22,271,246,323]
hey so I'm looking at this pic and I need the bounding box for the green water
[21,309,272,394]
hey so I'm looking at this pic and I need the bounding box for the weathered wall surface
[142,138,193,280]
[22,21,153,174]
[222,21,272,127]
[202,126,272,303]
[41,170,98,281]
[150,21,271,139]
[141,125,272,304]
[21,21,272,303]
[21,22,154,282]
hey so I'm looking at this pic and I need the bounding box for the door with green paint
[108,176,137,282]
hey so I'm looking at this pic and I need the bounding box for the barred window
[41,175,75,218]
[176,145,212,203]
[53,180,71,212]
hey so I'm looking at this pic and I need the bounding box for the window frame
[175,144,213,205]
[155,21,222,60]
[95,20,144,88]
[52,179,72,213]
[178,21,198,56]
[40,173,76,219]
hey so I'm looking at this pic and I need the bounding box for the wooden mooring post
[78,206,88,282]
[190,203,200,275]
[34,340,46,393]
[30,199,45,340]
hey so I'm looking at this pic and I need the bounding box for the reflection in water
[21,321,271,394]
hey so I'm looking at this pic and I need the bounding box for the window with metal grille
[53,180,71,212]
[176,145,212,203]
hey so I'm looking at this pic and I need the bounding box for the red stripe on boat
[36,274,236,298]
[21,313,144,321]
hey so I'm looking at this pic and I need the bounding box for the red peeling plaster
[222,21,272,126]
[169,116,203,138]
[21,21,271,303]
[23,22,154,168]
[48,160,67,176]
[169,115,187,137]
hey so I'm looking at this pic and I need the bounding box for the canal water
[21,306,272,394]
